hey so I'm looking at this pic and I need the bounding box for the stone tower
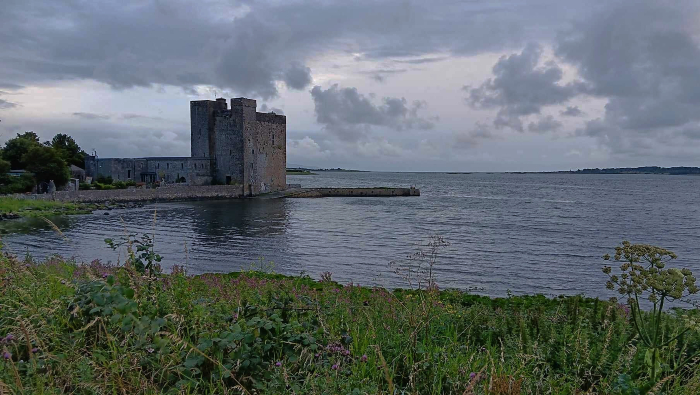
[189,97,286,195]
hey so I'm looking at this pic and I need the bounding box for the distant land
[555,166,700,175]
[286,166,366,172]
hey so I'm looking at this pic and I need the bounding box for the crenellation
[85,97,286,194]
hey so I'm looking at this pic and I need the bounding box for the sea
[2,172,699,299]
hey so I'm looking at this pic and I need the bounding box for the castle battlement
[86,97,286,196]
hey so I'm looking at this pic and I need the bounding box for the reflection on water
[3,172,700,299]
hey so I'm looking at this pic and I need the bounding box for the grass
[2,251,700,394]
[0,197,93,217]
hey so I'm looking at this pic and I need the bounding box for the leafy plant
[105,233,162,277]
[603,241,699,383]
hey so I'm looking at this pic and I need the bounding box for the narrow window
[252,149,254,155]
[272,135,275,145]
[250,163,253,170]
[229,149,232,155]
[167,163,170,169]
[181,163,184,169]
[128,170,131,178]
[157,163,160,169]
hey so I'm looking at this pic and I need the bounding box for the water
[3,172,700,298]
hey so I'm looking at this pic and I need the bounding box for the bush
[79,182,92,190]
[96,175,113,184]
[113,181,127,189]
[0,173,35,194]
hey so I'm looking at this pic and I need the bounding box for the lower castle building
[85,98,286,196]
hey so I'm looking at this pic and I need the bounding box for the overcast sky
[1,0,699,171]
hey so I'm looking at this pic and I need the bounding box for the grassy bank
[1,248,700,394]
[0,197,93,217]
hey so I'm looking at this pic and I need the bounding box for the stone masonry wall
[244,115,286,195]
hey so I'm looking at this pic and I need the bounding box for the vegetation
[1,239,700,394]
[0,197,93,217]
[564,167,700,175]
[0,132,88,193]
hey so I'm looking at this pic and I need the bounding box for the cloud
[287,136,331,160]
[282,63,312,90]
[528,115,562,133]
[466,43,583,131]
[0,99,18,110]
[259,104,284,115]
[0,0,589,100]
[310,84,434,141]
[72,112,111,120]
[453,122,494,149]
[560,105,583,117]
[555,0,700,156]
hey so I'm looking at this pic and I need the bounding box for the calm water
[3,172,699,298]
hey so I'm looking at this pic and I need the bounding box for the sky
[1,0,700,172]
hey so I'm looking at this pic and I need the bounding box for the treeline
[565,166,700,175]
[0,132,86,194]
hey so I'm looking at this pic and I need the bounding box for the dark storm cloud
[560,106,583,117]
[311,84,433,141]
[0,0,588,99]
[555,0,700,155]
[282,63,313,90]
[466,43,583,131]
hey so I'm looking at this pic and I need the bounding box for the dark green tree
[2,132,42,169]
[22,146,70,186]
[48,133,87,168]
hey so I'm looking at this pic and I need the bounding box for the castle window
[157,163,160,169]
[181,163,184,169]
[128,170,131,179]
[272,135,274,145]
[167,163,170,169]
[229,149,232,155]
[252,149,254,155]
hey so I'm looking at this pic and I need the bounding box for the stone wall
[213,111,244,185]
[244,112,286,195]
[284,187,420,198]
[32,185,245,203]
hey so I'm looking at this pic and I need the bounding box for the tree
[48,133,87,168]
[2,132,42,169]
[22,146,70,186]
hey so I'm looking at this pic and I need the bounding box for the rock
[103,212,110,215]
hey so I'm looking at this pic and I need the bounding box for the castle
[85,98,286,196]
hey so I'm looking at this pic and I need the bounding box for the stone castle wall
[86,97,286,195]
[244,113,286,195]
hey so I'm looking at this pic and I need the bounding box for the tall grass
[1,252,700,394]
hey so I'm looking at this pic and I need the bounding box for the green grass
[2,253,700,394]
[0,197,93,217]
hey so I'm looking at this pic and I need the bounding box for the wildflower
[470,372,477,380]
[360,354,368,362]
[31,348,39,354]
[102,273,109,279]
[147,347,155,354]
[275,361,282,367]
[2,351,10,360]
[3,334,14,343]
[331,364,339,370]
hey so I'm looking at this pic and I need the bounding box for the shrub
[113,180,127,189]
